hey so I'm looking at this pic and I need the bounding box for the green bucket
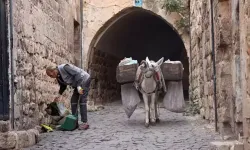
[59,114,78,131]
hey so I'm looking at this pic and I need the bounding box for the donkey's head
[141,57,164,78]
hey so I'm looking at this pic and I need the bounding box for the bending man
[46,64,90,130]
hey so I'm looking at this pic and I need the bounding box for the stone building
[1,0,250,149]
[1,0,191,149]
[190,0,250,149]
[190,0,240,137]
[0,0,81,149]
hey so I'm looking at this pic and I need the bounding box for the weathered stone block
[208,96,214,108]
[0,121,10,132]
[200,107,205,117]
[218,106,231,123]
[211,141,231,150]
[204,83,209,96]
[205,106,210,119]
[206,67,213,80]
[23,103,30,115]
[27,129,39,146]
[211,141,243,150]
[0,132,17,149]
[221,62,232,76]
[230,143,244,150]
[220,75,233,94]
[208,81,214,96]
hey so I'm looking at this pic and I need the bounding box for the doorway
[0,0,10,121]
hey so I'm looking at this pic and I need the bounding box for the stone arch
[86,7,189,68]
[86,6,189,104]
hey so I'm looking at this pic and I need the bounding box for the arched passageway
[87,7,189,104]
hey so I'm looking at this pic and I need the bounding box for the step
[210,140,244,150]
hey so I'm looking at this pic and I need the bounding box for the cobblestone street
[26,102,221,150]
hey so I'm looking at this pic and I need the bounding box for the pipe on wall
[9,0,15,129]
[209,0,218,132]
[80,0,83,69]
[189,0,192,103]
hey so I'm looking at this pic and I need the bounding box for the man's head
[46,66,58,78]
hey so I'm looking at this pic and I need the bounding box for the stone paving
[25,101,221,150]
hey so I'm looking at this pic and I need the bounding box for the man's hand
[77,86,84,95]
[79,89,84,95]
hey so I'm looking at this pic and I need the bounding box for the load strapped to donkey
[116,57,186,120]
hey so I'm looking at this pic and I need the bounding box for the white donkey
[134,57,166,127]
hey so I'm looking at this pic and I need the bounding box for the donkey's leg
[150,93,156,125]
[154,92,160,123]
[143,94,150,127]
[155,100,160,123]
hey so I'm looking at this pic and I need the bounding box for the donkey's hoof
[151,121,156,126]
[156,118,160,123]
[145,122,149,128]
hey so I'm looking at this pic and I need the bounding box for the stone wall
[231,0,242,136]
[12,0,80,130]
[0,1,81,148]
[88,48,121,105]
[190,0,210,118]
[190,0,243,138]
[239,0,250,148]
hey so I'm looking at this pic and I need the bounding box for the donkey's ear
[146,57,150,63]
[156,57,164,66]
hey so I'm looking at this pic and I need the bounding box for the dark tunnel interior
[96,10,185,62]
[92,9,189,100]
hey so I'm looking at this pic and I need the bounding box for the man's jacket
[57,64,90,95]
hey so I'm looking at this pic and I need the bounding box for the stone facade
[190,0,246,142]
[1,0,81,149]
[239,0,250,148]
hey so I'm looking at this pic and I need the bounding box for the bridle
[139,60,159,95]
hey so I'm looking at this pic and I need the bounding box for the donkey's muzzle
[145,70,154,78]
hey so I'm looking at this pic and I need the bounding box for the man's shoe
[78,122,89,130]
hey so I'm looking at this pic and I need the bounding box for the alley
[26,102,221,150]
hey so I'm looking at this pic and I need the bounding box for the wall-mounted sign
[134,0,142,7]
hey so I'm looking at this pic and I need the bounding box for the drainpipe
[189,0,192,103]
[80,0,83,69]
[209,0,218,132]
[9,0,15,129]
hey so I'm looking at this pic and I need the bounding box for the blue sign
[135,0,142,7]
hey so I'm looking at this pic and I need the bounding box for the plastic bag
[119,57,138,66]
[56,102,70,116]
